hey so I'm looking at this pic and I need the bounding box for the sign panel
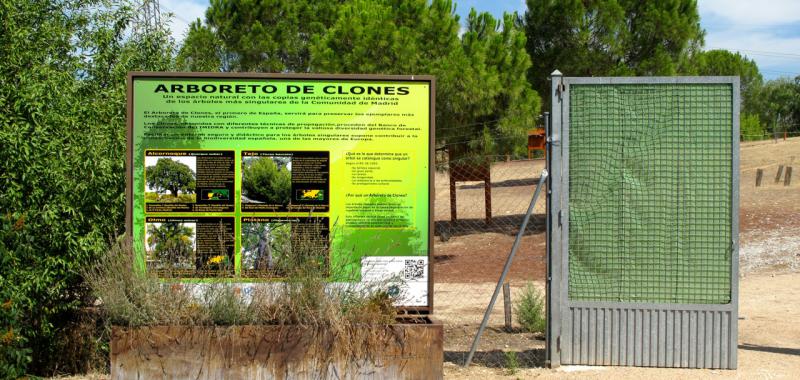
[127,73,434,310]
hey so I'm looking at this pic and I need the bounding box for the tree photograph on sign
[144,156,197,203]
[241,156,292,205]
[241,221,293,274]
[145,222,196,271]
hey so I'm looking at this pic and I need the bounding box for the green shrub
[0,0,173,375]
[503,351,519,375]
[515,282,546,334]
[0,283,31,379]
[741,113,766,141]
[241,157,292,204]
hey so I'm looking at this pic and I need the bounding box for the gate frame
[546,73,740,368]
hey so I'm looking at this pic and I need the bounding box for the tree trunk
[255,228,272,270]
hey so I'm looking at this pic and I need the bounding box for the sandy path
[444,272,800,379]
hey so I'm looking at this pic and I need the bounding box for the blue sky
[161,0,800,80]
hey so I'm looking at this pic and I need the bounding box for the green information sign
[126,73,434,310]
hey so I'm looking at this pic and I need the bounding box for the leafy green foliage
[503,351,519,375]
[0,225,32,379]
[515,282,545,334]
[0,0,174,374]
[454,10,540,158]
[189,0,342,72]
[692,49,763,115]
[524,0,704,109]
[741,113,766,141]
[180,0,540,158]
[754,77,800,136]
[176,20,227,72]
[241,222,292,271]
[147,222,195,265]
[311,1,540,158]
[241,157,292,205]
[145,158,196,197]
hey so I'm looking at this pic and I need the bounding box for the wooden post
[785,167,793,186]
[776,165,784,183]
[755,169,763,187]
[503,282,512,331]
[449,174,457,222]
[484,179,492,224]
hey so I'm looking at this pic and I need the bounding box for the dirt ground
[438,137,800,379]
[442,272,800,380]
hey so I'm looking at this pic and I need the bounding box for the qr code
[404,259,425,280]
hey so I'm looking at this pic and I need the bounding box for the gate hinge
[557,336,561,352]
[556,81,565,100]
[558,210,563,226]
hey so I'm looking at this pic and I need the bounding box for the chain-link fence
[432,129,548,369]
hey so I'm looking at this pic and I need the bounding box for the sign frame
[126,72,436,314]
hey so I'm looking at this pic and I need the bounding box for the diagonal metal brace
[463,168,549,367]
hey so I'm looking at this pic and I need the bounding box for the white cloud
[160,0,207,41]
[699,0,800,27]
[698,0,800,78]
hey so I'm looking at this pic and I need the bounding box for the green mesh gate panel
[567,83,733,304]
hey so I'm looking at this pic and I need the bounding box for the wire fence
[741,131,800,141]
[433,132,549,368]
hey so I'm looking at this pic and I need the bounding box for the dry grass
[82,232,407,374]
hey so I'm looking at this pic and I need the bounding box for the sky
[159,0,800,80]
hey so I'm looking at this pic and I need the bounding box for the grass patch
[144,192,195,203]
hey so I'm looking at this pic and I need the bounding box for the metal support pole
[463,168,549,367]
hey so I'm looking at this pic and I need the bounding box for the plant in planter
[83,233,442,379]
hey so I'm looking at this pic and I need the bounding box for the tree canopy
[146,158,196,196]
[241,157,292,204]
[180,0,540,158]
[524,0,704,109]
[692,49,763,116]
[147,222,195,264]
[755,77,800,135]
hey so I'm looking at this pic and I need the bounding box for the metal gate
[546,73,740,369]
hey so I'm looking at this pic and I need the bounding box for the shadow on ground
[458,177,543,189]
[444,348,546,368]
[434,215,545,240]
[739,343,800,356]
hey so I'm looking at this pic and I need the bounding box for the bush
[741,113,766,141]
[241,157,292,204]
[0,282,31,379]
[515,282,546,333]
[0,0,173,375]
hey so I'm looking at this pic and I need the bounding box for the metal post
[463,168,549,367]
[542,111,552,366]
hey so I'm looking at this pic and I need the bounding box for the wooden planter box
[111,318,442,379]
